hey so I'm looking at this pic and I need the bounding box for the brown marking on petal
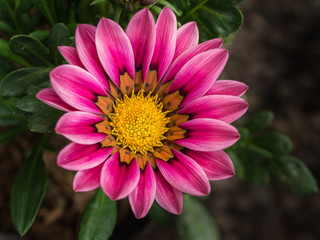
[119,147,135,164]
[109,79,122,99]
[111,145,121,155]
[147,153,157,169]
[134,71,143,93]
[120,72,134,95]
[164,140,184,152]
[163,90,183,112]
[143,70,158,93]
[101,134,117,147]
[165,126,186,141]
[95,120,111,134]
[96,96,114,115]
[153,145,174,161]
[157,81,172,100]
[167,114,189,127]
[135,153,147,170]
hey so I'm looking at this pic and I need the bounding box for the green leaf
[31,0,57,25]
[244,110,274,133]
[270,156,318,194]
[9,35,53,66]
[48,23,70,65]
[79,189,117,240]
[90,0,107,5]
[211,0,244,7]
[0,39,30,67]
[28,109,63,133]
[17,95,53,113]
[254,132,292,156]
[29,30,50,41]
[0,98,26,126]
[158,0,183,16]
[177,195,220,240]
[227,151,245,179]
[15,0,33,14]
[0,57,15,79]
[0,20,15,33]
[0,67,50,97]
[0,125,26,146]
[10,134,49,236]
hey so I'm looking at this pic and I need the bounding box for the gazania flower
[37,7,248,218]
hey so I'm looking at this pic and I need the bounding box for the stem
[113,7,123,23]
[181,0,208,22]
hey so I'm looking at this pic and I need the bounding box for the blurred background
[1,0,319,239]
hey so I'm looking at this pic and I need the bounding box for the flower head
[37,7,248,218]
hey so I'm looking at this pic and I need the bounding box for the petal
[73,163,103,192]
[169,49,228,107]
[36,87,76,112]
[184,150,235,180]
[129,163,156,218]
[55,111,106,144]
[154,170,183,215]
[75,24,109,90]
[175,118,239,151]
[156,150,210,196]
[173,22,199,61]
[101,153,140,200]
[150,7,177,80]
[50,65,107,114]
[58,46,84,67]
[179,95,248,123]
[96,18,135,86]
[206,80,249,97]
[57,142,112,171]
[126,8,156,81]
[163,38,223,83]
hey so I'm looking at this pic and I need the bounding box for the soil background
[1,0,320,239]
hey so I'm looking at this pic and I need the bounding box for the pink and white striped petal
[173,22,199,61]
[58,46,84,68]
[96,18,135,86]
[129,163,156,219]
[185,150,235,180]
[206,80,248,97]
[150,7,177,80]
[50,65,107,114]
[126,8,156,81]
[57,142,112,171]
[75,24,109,90]
[169,49,228,107]
[73,163,103,192]
[154,170,183,215]
[55,111,106,145]
[36,87,76,112]
[179,95,248,123]
[175,118,239,151]
[101,153,140,200]
[156,150,210,196]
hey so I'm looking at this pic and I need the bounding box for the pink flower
[37,7,248,218]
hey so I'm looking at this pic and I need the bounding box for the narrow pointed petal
[185,150,235,180]
[179,95,248,123]
[169,49,228,107]
[129,163,156,218]
[154,170,183,215]
[175,118,239,151]
[58,46,84,67]
[73,164,103,192]
[173,22,199,60]
[163,38,223,83]
[150,7,177,80]
[75,24,109,90]
[101,153,140,200]
[156,150,210,196]
[96,18,135,86]
[126,8,156,81]
[56,111,106,144]
[58,142,112,170]
[36,87,76,112]
[50,65,107,114]
[206,80,249,97]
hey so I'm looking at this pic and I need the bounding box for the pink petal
[169,49,228,107]
[163,38,223,83]
[73,163,103,192]
[128,163,156,218]
[75,24,109,90]
[173,22,199,61]
[55,111,106,144]
[156,150,210,196]
[179,95,248,123]
[58,46,84,68]
[101,153,140,200]
[154,170,183,215]
[126,8,156,81]
[50,65,107,114]
[36,87,76,112]
[206,80,248,97]
[175,118,239,151]
[150,7,177,80]
[57,142,112,171]
[185,150,235,180]
[96,18,135,86]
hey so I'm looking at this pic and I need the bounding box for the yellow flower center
[109,90,170,155]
